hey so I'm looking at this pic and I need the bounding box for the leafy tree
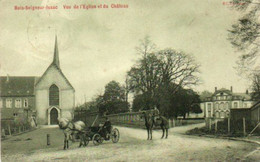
[199,90,213,101]
[100,81,129,114]
[191,104,202,114]
[169,88,201,119]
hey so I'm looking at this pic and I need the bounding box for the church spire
[52,35,60,68]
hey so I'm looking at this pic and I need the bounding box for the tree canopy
[128,37,201,117]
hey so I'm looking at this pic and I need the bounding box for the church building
[0,37,75,125]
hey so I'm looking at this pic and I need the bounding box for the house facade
[0,77,37,120]
[200,87,255,119]
[0,37,75,125]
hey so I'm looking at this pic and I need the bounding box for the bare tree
[135,36,157,58]
[228,0,260,74]
[127,48,200,110]
[250,71,260,100]
[157,49,200,93]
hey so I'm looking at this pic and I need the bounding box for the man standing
[103,117,112,139]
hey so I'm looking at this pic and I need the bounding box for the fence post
[243,117,246,136]
[215,120,218,133]
[8,124,11,135]
[47,134,50,145]
[228,118,230,134]
[2,129,6,138]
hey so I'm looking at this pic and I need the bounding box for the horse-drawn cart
[82,125,120,146]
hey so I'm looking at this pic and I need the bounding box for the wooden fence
[205,117,258,136]
[1,118,33,138]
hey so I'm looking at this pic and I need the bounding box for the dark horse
[141,111,169,140]
[156,115,169,139]
[58,118,87,149]
[141,112,154,140]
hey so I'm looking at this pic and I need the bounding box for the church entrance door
[50,108,58,125]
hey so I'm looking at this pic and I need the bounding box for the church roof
[52,35,60,68]
[0,76,38,97]
[35,36,74,90]
[35,63,74,90]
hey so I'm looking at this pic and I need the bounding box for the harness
[62,121,76,131]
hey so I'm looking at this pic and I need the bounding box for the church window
[6,99,12,108]
[15,99,22,108]
[49,84,59,106]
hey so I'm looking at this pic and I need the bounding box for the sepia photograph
[0,0,259,161]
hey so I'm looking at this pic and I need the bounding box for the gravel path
[1,124,259,162]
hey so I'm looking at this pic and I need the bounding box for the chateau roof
[201,87,252,102]
[0,76,39,97]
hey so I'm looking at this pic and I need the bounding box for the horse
[140,111,154,140]
[57,118,87,149]
[140,111,169,140]
[155,115,169,139]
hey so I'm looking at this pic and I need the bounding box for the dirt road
[1,124,259,162]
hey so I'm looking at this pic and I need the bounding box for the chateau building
[200,87,255,119]
[0,37,75,125]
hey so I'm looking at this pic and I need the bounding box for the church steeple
[52,35,60,68]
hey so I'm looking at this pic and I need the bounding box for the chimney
[230,86,233,92]
[246,89,249,94]
[215,87,217,92]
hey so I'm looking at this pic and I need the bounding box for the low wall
[73,110,205,129]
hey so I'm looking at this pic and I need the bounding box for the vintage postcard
[0,0,259,161]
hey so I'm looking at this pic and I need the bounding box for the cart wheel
[93,134,101,146]
[111,128,120,143]
[99,137,104,144]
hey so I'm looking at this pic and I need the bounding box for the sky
[0,0,250,104]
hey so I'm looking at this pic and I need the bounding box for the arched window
[49,84,59,106]
[215,103,219,110]
[234,102,238,108]
[215,111,220,118]
[219,103,224,109]
[225,103,229,109]
[220,111,225,118]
